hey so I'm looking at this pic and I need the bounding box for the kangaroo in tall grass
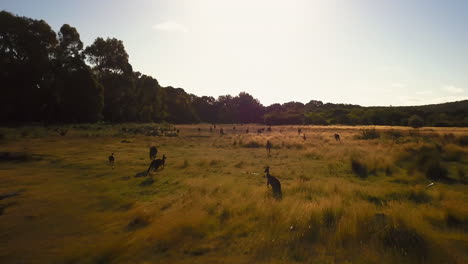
[334,133,341,141]
[264,166,282,200]
[266,140,272,156]
[146,154,166,175]
[108,153,115,169]
[149,146,158,160]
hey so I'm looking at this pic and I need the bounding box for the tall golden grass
[0,124,466,263]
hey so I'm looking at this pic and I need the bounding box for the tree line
[1,11,467,127]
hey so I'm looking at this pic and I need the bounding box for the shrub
[322,207,342,229]
[242,141,261,148]
[445,210,468,230]
[398,145,450,182]
[408,115,424,128]
[381,224,428,260]
[457,135,468,146]
[384,129,403,140]
[351,157,368,178]
[425,161,448,181]
[356,129,380,140]
[406,189,432,204]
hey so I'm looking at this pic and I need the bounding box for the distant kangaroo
[55,128,68,136]
[146,154,166,175]
[264,166,282,200]
[334,133,341,141]
[108,153,115,169]
[149,146,158,160]
[266,140,272,156]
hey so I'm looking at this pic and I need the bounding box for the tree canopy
[1,11,467,127]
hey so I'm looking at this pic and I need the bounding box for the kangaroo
[149,146,158,160]
[55,128,68,136]
[108,153,115,169]
[146,154,166,175]
[264,166,282,200]
[266,140,272,156]
[334,133,341,141]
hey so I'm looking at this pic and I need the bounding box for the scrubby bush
[381,224,428,260]
[408,115,424,128]
[425,161,449,181]
[242,141,262,148]
[384,129,404,140]
[351,157,368,178]
[356,129,380,140]
[398,145,451,182]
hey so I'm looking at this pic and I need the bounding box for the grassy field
[0,124,467,264]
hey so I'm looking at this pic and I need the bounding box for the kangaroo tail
[146,163,152,175]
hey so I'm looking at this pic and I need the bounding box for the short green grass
[0,124,467,264]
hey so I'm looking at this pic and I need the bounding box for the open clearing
[0,124,467,264]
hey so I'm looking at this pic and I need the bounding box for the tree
[84,37,132,75]
[408,114,424,128]
[84,37,135,121]
[0,11,57,122]
[135,74,165,122]
[234,92,264,123]
[49,24,103,122]
[192,95,217,123]
[163,87,198,123]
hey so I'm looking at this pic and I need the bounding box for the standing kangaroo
[266,140,272,156]
[108,153,115,169]
[264,166,282,200]
[146,155,166,175]
[334,133,341,141]
[149,146,158,160]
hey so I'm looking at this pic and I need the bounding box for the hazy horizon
[2,0,467,106]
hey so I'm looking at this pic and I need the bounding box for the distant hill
[263,100,467,127]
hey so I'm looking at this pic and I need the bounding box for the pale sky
[2,0,468,106]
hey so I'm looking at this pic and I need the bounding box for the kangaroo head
[264,166,270,174]
[162,154,166,160]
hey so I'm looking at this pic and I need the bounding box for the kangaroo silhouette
[108,153,115,169]
[149,146,158,160]
[266,140,272,156]
[334,133,341,141]
[55,128,68,136]
[264,166,282,200]
[146,154,166,175]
